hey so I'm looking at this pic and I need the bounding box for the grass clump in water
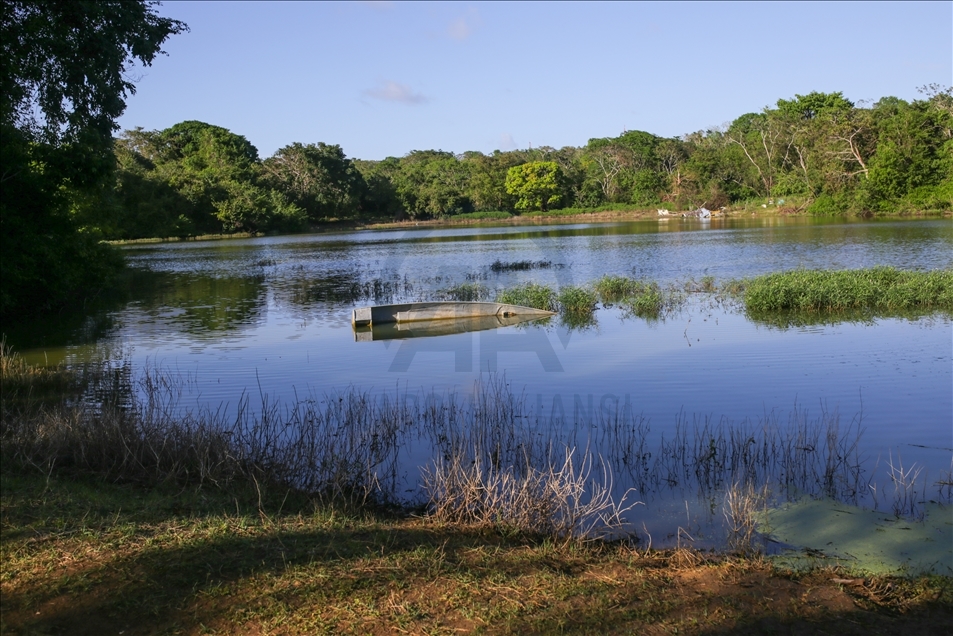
[496,283,557,311]
[743,267,953,313]
[622,284,666,317]
[490,259,552,273]
[557,285,598,314]
[440,282,489,301]
[593,275,642,303]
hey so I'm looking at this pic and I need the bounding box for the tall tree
[0,1,187,315]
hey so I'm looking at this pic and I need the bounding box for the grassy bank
[3,337,952,632]
[3,471,951,635]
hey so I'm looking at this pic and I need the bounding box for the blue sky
[117,1,952,160]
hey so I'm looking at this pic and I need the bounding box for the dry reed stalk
[421,446,640,542]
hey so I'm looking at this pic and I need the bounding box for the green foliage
[0,1,187,317]
[261,142,366,221]
[505,161,564,212]
[775,91,854,120]
[392,150,473,219]
[557,286,598,315]
[450,211,513,220]
[440,283,488,301]
[496,283,557,312]
[742,268,953,313]
[621,284,666,317]
[593,275,641,302]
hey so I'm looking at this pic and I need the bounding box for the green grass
[557,285,598,314]
[621,284,666,317]
[496,283,558,312]
[2,470,950,635]
[440,282,489,301]
[448,210,514,221]
[593,275,643,302]
[742,267,953,312]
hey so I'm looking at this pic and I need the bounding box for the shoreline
[106,207,951,245]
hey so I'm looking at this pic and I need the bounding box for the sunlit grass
[557,285,598,314]
[496,282,558,311]
[743,267,953,312]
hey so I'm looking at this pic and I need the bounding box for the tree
[0,1,187,316]
[262,142,367,221]
[391,151,472,218]
[505,161,563,212]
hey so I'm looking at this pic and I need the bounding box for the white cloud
[447,8,481,41]
[363,80,429,105]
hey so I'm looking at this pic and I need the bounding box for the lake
[8,216,953,557]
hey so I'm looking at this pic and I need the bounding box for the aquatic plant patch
[495,282,558,311]
[742,267,953,312]
[556,285,598,314]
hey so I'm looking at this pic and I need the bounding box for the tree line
[2,2,950,318]
[80,88,953,240]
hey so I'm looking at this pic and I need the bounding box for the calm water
[8,216,953,547]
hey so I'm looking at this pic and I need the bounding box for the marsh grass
[421,448,640,542]
[743,267,953,313]
[495,282,557,311]
[593,275,642,302]
[490,259,552,272]
[723,481,769,555]
[438,282,489,301]
[591,276,684,318]
[2,341,944,546]
[886,451,925,520]
[557,285,598,314]
[684,275,717,293]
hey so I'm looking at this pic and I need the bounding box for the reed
[495,282,557,311]
[743,267,953,313]
[621,283,666,317]
[4,345,942,546]
[593,275,642,302]
[439,282,489,301]
[887,451,925,520]
[557,285,598,314]
[490,259,552,272]
[421,447,640,542]
[723,481,769,555]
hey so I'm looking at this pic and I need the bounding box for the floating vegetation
[496,282,557,312]
[490,259,552,272]
[742,267,953,313]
